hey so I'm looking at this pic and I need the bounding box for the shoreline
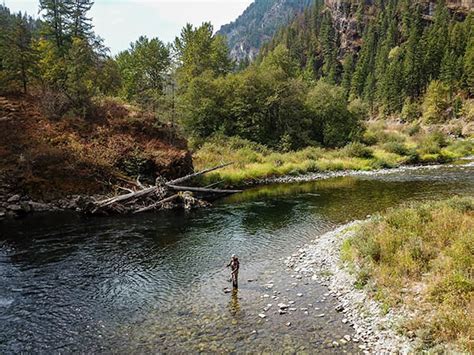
[1,158,473,221]
[243,157,474,187]
[285,221,414,354]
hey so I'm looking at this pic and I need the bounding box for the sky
[5,0,253,54]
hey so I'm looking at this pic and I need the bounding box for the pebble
[258,313,266,319]
[284,221,415,354]
[286,322,291,327]
[297,293,303,297]
[7,195,20,203]
[277,303,289,310]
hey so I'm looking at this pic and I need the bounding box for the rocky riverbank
[257,159,474,186]
[285,222,414,354]
[0,189,91,221]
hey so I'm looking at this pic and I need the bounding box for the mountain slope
[217,0,313,62]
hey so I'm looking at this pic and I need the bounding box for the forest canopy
[0,0,472,150]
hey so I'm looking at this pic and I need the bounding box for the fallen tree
[82,163,241,215]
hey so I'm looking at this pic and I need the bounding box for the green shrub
[343,142,374,159]
[362,130,378,145]
[406,123,421,136]
[401,98,421,122]
[383,141,409,155]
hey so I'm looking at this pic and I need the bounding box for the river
[1,163,473,353]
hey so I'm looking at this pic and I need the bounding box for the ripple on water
[0,165,473,352]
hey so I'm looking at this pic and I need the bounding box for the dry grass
[0,95,191,199]
[341,197,474,352]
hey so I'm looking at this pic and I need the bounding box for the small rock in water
[297,293,303,297]
[279,310,288,315]
[288,300,295,304]
[286,322,291,327]
[317,313,325,317]
[342,318,348,324]
[223,288,232,293]
[258,313,266,319]
[344,335,351,342]
[7,195,20,203]
[335,304,344,312]
[289,307,297,311]
[278,303,289,309]
[300,307,308,311]
[263,294,270,298]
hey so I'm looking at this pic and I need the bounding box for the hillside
[261,0,474,117]
[217,0,313,62]
[0,95,192,204]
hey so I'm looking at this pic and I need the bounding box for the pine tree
[403,3,424,98]
[65,0,94,39]
[0,13,37,93]
[341,53,355,96]
[423,0,449,82]
[39,0,69,53]
[350,22,377,98]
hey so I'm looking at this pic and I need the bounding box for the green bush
[383,141,409,155]
[343,142,374,158]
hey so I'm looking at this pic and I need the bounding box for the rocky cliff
[220,0,473,63]
[217,0,313,63]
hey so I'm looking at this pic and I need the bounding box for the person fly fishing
[226,254,240,289]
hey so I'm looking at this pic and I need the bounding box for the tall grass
[194,124,473,186]
[341,197,474,352]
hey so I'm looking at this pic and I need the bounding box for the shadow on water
[0,164,473,352]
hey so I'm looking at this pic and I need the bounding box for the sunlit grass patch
[193,129,473,186]
[342,197,474,352]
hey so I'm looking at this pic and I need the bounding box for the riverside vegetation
[341,197,474,352]
[1,1,473,196]
[1,0,473,352]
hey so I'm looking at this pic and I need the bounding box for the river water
[1,163,473,353]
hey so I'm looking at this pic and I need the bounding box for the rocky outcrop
[217,0,313,63]
[220,0,473,63]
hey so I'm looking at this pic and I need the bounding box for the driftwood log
[84,163,241,216]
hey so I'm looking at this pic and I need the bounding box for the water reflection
[0,164,473,352]
[228,289,241,317]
